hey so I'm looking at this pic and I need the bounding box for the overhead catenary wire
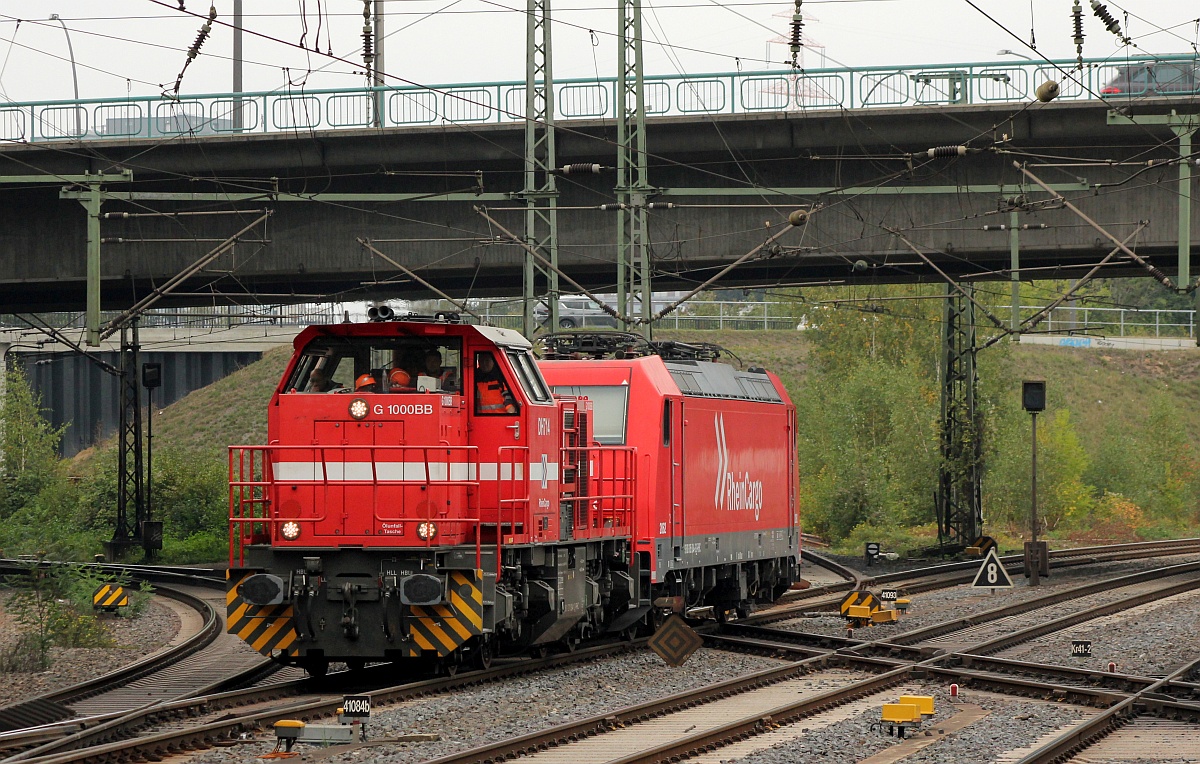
[0,3,1190,333]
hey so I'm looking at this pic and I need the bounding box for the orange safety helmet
[388,367,411,387]
[355,373,378,391]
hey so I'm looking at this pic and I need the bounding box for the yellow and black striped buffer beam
[93,584,129,609]
[408,570,484,657]
[839,590,877,616]
[226,570,298,657]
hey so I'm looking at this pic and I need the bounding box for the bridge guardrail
[2,54,1195,143]
[2,302,1194,338]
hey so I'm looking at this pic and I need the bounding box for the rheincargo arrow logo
[714,413,763,521]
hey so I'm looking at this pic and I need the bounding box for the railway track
[418,557,1200,764]
[0,566,274,754]
[2,540,1197,764]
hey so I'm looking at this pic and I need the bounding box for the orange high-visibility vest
[476,379,509,412]
[477,376,516,410]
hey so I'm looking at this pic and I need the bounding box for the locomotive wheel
[471,637,495,670]
[440,650,463,677]
[473,647,494,670]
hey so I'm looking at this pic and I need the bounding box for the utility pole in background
[520,0,560,336]
[232,0,243,129]
[616,0,652,337]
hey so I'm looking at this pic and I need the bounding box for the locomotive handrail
[570,445,637,537]
[229,442,636,570]
[230,443,487,567]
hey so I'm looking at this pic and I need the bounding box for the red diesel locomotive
[228,316,799,676]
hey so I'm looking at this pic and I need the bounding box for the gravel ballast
[726,685,1091,764]
[998,588,1200,676]
[185,649,791,764]
[0,597,181,705]
[774,556,1200,641]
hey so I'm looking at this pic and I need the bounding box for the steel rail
[587,572,1200,764]
[965,570,1200,656]
[766,538,1200,618]
[37,587,220,708]
[801,549,865,588]
[881,560,1200,647]
[3,640,647,764]
[1017,655,1200,763]
[420,560,1200,764]
[7,539,1200,763]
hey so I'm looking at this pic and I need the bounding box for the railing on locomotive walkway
[2,54,1194,143]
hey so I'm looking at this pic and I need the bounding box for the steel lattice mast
[937,285,983,550]
[521,0,560,336]
[617,0,651,336]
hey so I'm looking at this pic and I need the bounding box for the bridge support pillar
[79,183,103,347]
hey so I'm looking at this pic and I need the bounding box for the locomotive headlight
[416,522,438,540]
[280,521,301,541]
[348,398,369,420]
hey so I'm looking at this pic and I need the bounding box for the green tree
[787,285,952,543]
[1036,410,1094,532]
[0,365,67,519]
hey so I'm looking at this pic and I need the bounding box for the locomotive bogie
[227,538,647,669]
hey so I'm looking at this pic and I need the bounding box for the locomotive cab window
[474,351,519,415]
[292,352,352,393]
[507,349,552,404]
[285,337,463,394]
[551,385,628,444]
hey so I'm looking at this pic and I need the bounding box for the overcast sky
[1,1,1197,103]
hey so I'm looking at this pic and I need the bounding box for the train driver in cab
[474,351,517,414]
[307,367,342,392]
[424,349,458,391]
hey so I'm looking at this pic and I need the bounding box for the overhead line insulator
[1090,0,1127,42]
[362,0,374,69]
[788,1,804,68]
[1071,0,1085,70]
[926,145,969,158]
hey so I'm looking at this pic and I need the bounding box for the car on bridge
[1101,61,1199,97]
[535,298,619,329]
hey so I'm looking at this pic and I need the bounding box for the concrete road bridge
[1,54,1197,317]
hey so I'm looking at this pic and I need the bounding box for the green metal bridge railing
[2,54,1194,143]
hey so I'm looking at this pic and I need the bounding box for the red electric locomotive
[228,316,798,676]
